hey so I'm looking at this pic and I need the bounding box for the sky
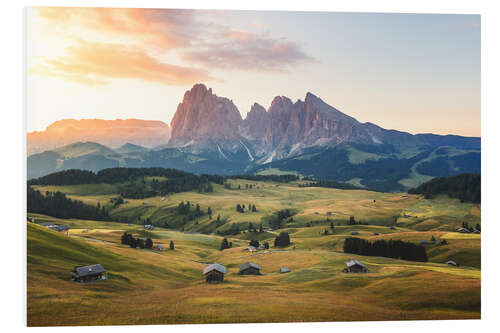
[27,8,481,136]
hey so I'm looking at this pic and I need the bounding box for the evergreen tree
[249,239,259,247]
[252,205,257,212]
[274,232,291,247]
[145,238,153,249]
[121,232,130,245]
[349,216,356,225]
[220,238,230,250]
[137,238,145,249]
[170,240,175,250]
[129,237,138,248]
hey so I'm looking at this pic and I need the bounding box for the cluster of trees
[274,232,291,247]
[219,238,232,250]
[216,223,240,236]
[408,173,480,203]
[109,196,125,208]
[28,167,225,199]
[461,221,481,232]
[121,232,153,249]
[177,201,205,221]
[226,174,299,183]
[235,204,257,213]
[249,240,269,249]
[264,209,296,229]
[247,223,263,233]
[298,180,361,190]
[27,186,111,221]
[343,237,428,262]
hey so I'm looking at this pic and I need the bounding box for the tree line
[299,180,362,190]
[235,204,257,213]
[263,209,296,229]
[121,232,153,249]
[27,186,111,221]
[408,173,480,203]
[226,174,299,183]
[343,237,428,262]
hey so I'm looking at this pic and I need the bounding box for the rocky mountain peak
[169,84,243,150]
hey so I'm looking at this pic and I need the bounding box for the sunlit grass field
[28,180,481,325]
[27,221,480,326]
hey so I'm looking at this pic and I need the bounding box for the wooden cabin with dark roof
[239,262,261,275]
[343,260,368,273]
[71,264,107,283]
[203,263,227,283]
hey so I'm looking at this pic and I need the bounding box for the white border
[2,0,499,332]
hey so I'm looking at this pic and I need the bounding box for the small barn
[203,263,227,283]
[343,260,368,273]
[280,267,291,274]
[71,264,107,283]
[239,262,262,275]
[247,246,257,253]
[446,260,458,266]
[153,245,164,251]
[40,223,69,232]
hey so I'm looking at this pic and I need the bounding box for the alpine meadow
[26,7,481,326]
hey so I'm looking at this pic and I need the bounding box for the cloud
[31,7,316,84]
[183,30,316,72]
[35,7,198,50]
[30,40,213,86]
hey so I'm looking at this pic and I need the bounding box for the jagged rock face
[167,84,480,164]
[169,84,243,153]
[27,119,170,155]
[240,92,380,161]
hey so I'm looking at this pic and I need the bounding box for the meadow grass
[27,180,481,325]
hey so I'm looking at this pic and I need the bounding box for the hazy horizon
[27,8,480,137]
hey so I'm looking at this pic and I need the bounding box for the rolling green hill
[28,140,480,192]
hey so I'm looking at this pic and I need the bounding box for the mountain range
[27,118,171,155]
[27,84,481,191]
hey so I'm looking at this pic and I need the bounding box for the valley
[27,174,481,325]
[27,84,481,192]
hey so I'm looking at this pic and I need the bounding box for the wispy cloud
[31,7,315,85]
[184,30,316,72]
[30,40,213,86]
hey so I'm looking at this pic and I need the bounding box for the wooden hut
[203,263,227,283]
[71,264,107,283]
[343,260,368,273]
[239,262,261,275]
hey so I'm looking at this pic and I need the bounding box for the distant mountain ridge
[27,84,480,191]
[167,84,480,163]
[27,118,170,155]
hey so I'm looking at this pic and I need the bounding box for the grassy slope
[30,181,481,268]
[28,179,481,325]
[27,221,480,326]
